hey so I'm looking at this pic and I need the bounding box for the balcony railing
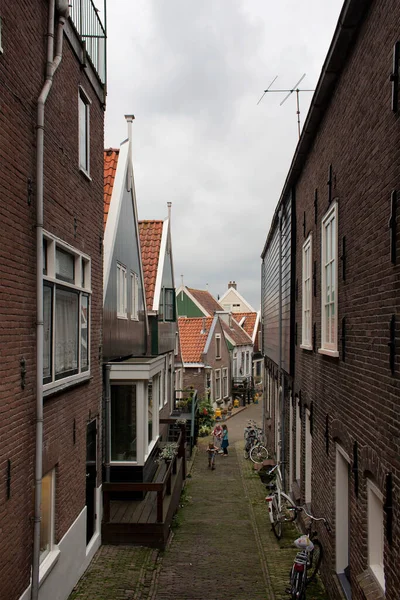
[69,0,106,84]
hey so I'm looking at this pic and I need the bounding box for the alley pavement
[69,402,328,600]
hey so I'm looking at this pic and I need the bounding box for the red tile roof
[178,317,213,364]
[234,312,257,339]
[139,220,164,311]
[221,317,252,346]
[104,148,119,230]
[187,288,223,316]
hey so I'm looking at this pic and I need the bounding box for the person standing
[212,423,223,452]
[221,424,229,456]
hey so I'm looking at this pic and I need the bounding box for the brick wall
[288,1,400,598]
[0,3,104,598]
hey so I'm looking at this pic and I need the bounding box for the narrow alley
[69,403,327,600]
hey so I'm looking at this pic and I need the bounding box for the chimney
[124,114,135,190]
[228,281,237,290]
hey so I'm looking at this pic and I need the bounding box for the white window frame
[43,233,91,391]
[130,271,139,320]
[319,202,338,357]
[215,369,221,400]
[367,478,385,592]
[117,263,127,319]
[301,235,313,350]
[78,87,91,176]
[336,444,350,576]
[215,334,221,359]
[222,367,228,398]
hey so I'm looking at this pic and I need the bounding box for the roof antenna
[258,74,314,138]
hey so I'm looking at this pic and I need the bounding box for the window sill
[318,348,339,358]
[43,372,91,398]
[79,167,92,181]
[117,315,128,320]
[300,344,313,351]
[39,547,60,586]
[216,357,221,361]
[356,568,384,600]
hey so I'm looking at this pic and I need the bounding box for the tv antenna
[257,74,315,138]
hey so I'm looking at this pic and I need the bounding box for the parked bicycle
[264,463,296,539]
[286,506,331,599]
[243,420,269,463]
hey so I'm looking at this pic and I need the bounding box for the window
[130,272,139,320]
[148,378,153,445]
[79,88,90,174]
[43,235,90,387]
[117,263,127,318]
[215,334,221,359]
[245,351,250,375]
[163,288,175,321]
[222,367,228,398]
[301,235,313,349]
[215,369,221,400]
[305,408,312,504]
[336,446,350,584]
[320,203,338,355]
[111,384,137,461]
[295,400,301,481]
[40,470,55,562]
[367,479,385,591]
[0,16,3,54]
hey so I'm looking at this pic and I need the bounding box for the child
[206,442,218,470]
[221,424,229,456]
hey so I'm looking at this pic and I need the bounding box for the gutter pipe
[32,2,67,598]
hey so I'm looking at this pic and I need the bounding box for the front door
[86,419,97,544]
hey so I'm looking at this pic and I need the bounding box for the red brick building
[261,1,399,598]
[0,2,106,599]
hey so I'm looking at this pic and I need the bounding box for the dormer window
[163,288,175,322]
[117,263,127,319]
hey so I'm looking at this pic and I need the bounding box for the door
[86,419,97,544]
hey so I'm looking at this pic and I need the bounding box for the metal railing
[69,0,106,84]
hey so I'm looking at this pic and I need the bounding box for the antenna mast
[258,74,315,138]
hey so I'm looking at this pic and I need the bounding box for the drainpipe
[32,2,68,599]
[104,365,111,482]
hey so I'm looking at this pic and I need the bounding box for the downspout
[32,2,68,598]
[104,365,111,482]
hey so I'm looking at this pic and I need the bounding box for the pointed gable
[178,317,213,364]
[187,288,223,316]
[104,148,119,230]
[138,220,164,311]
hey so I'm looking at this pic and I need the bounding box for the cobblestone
[69,403,328,600]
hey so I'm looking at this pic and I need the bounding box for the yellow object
[233,399,239,408]
[215,408,222,419]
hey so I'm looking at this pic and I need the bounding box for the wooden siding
[262,194,292,374]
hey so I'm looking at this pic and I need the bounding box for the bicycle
[264,463,297,539]
[286,506,331,599]
[243,421,269,463]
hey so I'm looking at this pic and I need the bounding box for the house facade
[103,119,178,490]
[219,281,256,313]
[0,2,106,600]
[261,1,400,599]
[177,316,231,406]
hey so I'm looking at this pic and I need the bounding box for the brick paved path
[69,403,328,600]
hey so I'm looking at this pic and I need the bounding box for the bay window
[43,235,90,387]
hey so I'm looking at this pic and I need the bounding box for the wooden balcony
[102,425,186,549]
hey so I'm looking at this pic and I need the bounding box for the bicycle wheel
[271,497,282,539]
[289,566,306,600]
[250,444,269,463]
[306,539,323,584]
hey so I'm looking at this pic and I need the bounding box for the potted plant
[156,442,179,464]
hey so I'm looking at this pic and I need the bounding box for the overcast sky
[104,1,344,310]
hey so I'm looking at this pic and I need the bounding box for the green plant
[156,442,178,463]
[197,397,215,428]
[198,424,212,437]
